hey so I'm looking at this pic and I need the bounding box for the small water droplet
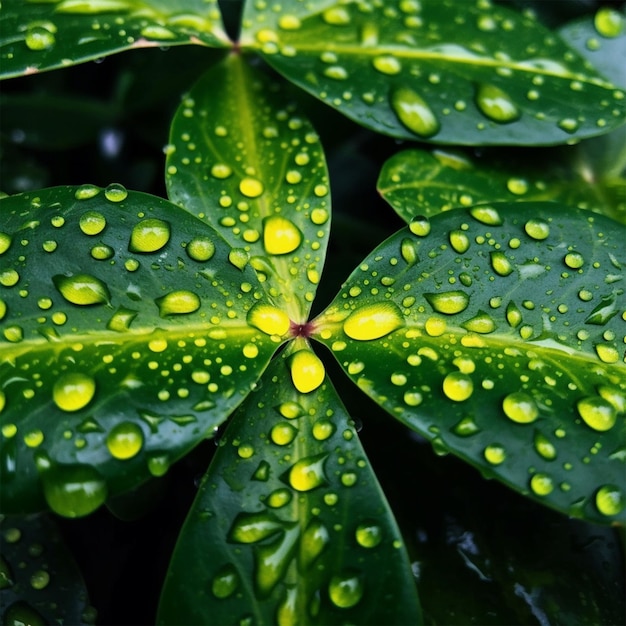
[424,290,469,315]
[409,215,431,237]
[156,290,200,317]
[228,248,249,270]
[278,14,301,30]
[239,177,264,198]
[506,178,529,195]
[475,83,520,123]
[469,206,502,225]
[30,570,50,590]
[0,269,19,287]
[391,87,440,137]
[270,422,298,446]
[524,218,550,240]
[185,237,215,262]
[266,488,292,508]
[52,373,96,412]
[288,454,327,491]
[530,472,554,496]
[343,302,404,340]
[90,244,114,260]
[484,444,506,465]
[373,55,402,75]
[0,232,12,255]
[400,238,419,265]
[129,218,170,253]
[210,163,232,179]
[53,273,110,306]
[462,311,496,334]
[577,396,616,431]
[25,25,56,50]
[212,563,239,599]
[277,401,304,419]
[301,519,330,567]
[75,184,100,200]
[502,392,538,424]
[594,7,624,38]
[263,216,302,255]
[355,522,382,548]
[247,303,290,336]
[595,484,624,516]
[79,211,107,235]
[534,431,557,460]
[558,118,579,133]
[490,251,513,276]
[452,416,481,436]
[312,420,335,441]
[449,230,470,253]
[104,182,128,203]
[289,349,325,393]
[328,571,363,608]
[323,6,351,25]
[106,422,143,460]
[3,602,46,626]
[442,372,473,402]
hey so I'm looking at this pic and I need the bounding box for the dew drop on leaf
[524,218,550,240]
[289,349,325,393]
[424,290,470,315]
[103,183,128,203]
[266,488,291,508]
[595,485,624,516]
[277,401,304,419]
[442,372,473,402]
[106,422,144,460]
[343,302,404,340]
[210,164,232,179]
[24,25,56,51]
[239,177,264,198]
[186,237,215,262]
[475,83,521,123]
[263,216,302,255]
[328,571,364,608]
[576,397,617,431]
[502,391,539,424]
[449,230,470,253]
[288,454,327,491]
[270,423,298,446]
[53,273,109,306]
[156,290,201,317]
[594,7,624,37]
[74,184,100,200]
[52,373,96,412]
[390,87,440,137]
[211,564,239,599]
[409,215,431,236]
[312,420,335,440]
[0,232,12,255]
[246,303,290,337]
[129,218,170,253]
[355,522,382,548]
[484,444,506,465]
[530,473,554,496]
[534,431,557,460]
[79,211,107,235]
[469,206,502,226]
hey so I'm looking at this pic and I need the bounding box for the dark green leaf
[166,54,331,322]
[0,0,229,79]
[378,147,626,224]
[158,340,422,625]
[313,202,626,524]
[0,513,95,624]
[240,0,626,145]
[0,185,280,515]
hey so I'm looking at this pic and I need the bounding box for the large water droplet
[25,25,56,51]
[266,488,291,508]
[502,392,538,424]
[534,431,557,460]
[328,571,363,608]
[490,251,513,276]
[239,177,264,198]
[129,218,170,253]
[301,519,329,567]
[290,349,325,393]
[530,472,554,496]
[343,302,404,340]
[391,87,440,137]
[53,273,110,305]
[424,291,469,315]
[79,211,107,235]
[40,462,108,517]
[104,182,128,203]
[373,55,402,75]
[74,184,100,200]
[277,401,304,419]
[462,312,496,334]
[475,83,520,123]
[442,372,473,402]
[52,373,96,412]
[156,290,200,316]
[186,237,215,262]
[576,397,616,431]
[524,219,550,240]
[0,232,12,255]
[106,422,143,460]
[484,444,506,465]
[212,563,239,599]
[409,215,430,237]
[270,422,298,446]
[595,484,624,516]
[288,454,327,491]
[263,216,302,255]
[247,303,290,336]
[3,602,45,626]
[594,7,624,38]
[355,522,382,548]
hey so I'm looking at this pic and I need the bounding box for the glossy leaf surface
[240,0,626,145]
[314,203,626,524]
[0,186,279,515]
[378,147,626,224]
[158,341,421,625]
[166,54,331,322]
[0,0,229,79]
[0,513,94,625]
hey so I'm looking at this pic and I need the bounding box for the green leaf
[313,202,626,524]
[158,340,422,625]
[0,513,94,624]
[0,185,280,516]
[559,6,626,89]
[0,0,229,79]
[378,147,626,224]
[240,0,626,145]
[165,54,331,322]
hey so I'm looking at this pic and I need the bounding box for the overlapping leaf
[378,147,626,224]
[166,54,331,322]
[313,202,626,524]
[240,0,626,145]
[158,340,421,625]
[0,0,229,79]
[0,186,280,515]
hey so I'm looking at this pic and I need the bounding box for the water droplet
[247,303,290,336]
[106,422,143,460]
[41,462,108,517]
[502,392,538,424]
[391,87,440,137]
[595,343,619,364]
[239,177,264,198]
[343,302,404,341]
[263,216,302,255]
[212,564,239,599]
[506,178,529,195]
[53,273,109,306]
[75,184,100,200]
[449,230,470,253]
[0,232,12,255]
[323,6,351,25]
[585,293,618,325]
[30,570,50,590]
[462,312,496,334]
[3,602,45,626]
[594,8,624,38]
[79,211,107,235]
[530,472,554,496]
[312,420,335,441]
[534,431,556,460]
[270,422,298,446]
[452,416,481,436]
[442,372,473,402]
[104,182,128,203]
[107,307,138,332]
[266,488,292,508]
[598,386,626,413]
[210,163,232,179]
[156,290,200,316]
[52,373,96,412]
[401,238,419,265]
[576,397,616,431]
[329,571,363,608]
[129,218,170,253]
[141,24,176,39]
[475,83,520,123]
[228,248,249,270]
[490,251,513,276]
[373,55,401,75]
[484,444,506,465]
[288,454,327,491]
[290,349,325,393]
[301,519,329,567]
[355,522,382,548]
[595,484,624,516]
[147,454,170,477]
[524,219,550,240]
[469,206,502,225]
[424,290,469,315]
[0,269,19,287]
[278,14,301,30]
[277,401,304,419]
[558,118,579,133]
[25,25,56,50]
[24,430,44,448]
[409,215,430,237]
[403,390,423,406]
[324,65,348,80]
[90,244,114,260]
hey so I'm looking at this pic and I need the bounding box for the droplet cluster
[314,203,625,520]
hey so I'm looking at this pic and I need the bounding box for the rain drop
[524,219,550,240]
[409,215,431,237]
[186,237,215,262]
[475,83,520,123]
[502,392,539,424]
[129,218,170,253]
[270,422,298,446]
[594,7,624,37]
[530,473,554,496]
[372,55,402,75]
[484,444,506,465]
[576,397,616,432]
[490,251,513,276]
[288,454,327,491]
[424,290,469,315]
[289,349,325,393]
[52,373,96,412]
[391,87,440,137]
[442,372,473,402]
[263,216,302,255]
[355,522,382,548]
[247,303,290,336]
[469,206,502,225]
[106,422,143,460]
[156,290,200,316]
[79,211,107,235]
[595,484,624,516]
[239,177,264,198]
[25,26,56,51]
[74,184,100,200]
[53,273,109,306]
[329,571,363,608]
[212,564,239,599]
[342,302,404,341]
[104,183,128,203]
